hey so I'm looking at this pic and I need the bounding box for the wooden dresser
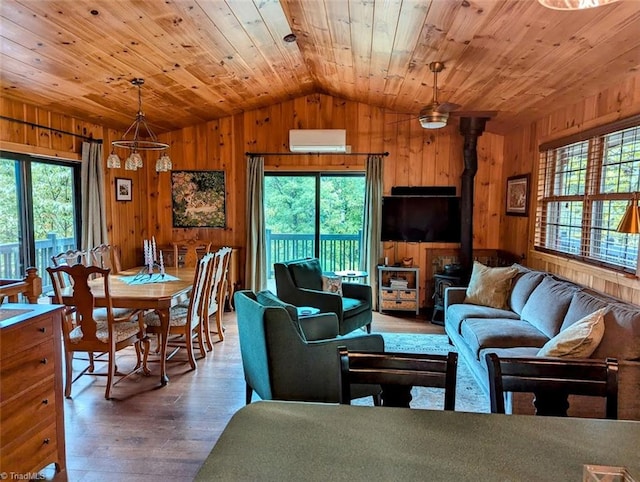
[0,303,66,479]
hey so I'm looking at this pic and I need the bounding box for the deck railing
[266,230,362,277]
[0,233,76,294]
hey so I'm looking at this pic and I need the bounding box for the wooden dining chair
[485,353,619,419]
[204,246,233,348]
[144,253,216,369]
[90,243,122,273]
[338,347,458,409]
[51,248,90,288]
[47,264,150,400]
[172,240,212,268]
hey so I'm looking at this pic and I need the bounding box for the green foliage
[265,175,364,234]
[0,159,75,244]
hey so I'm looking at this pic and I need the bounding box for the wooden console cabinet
[378,266,420,315]
[0,304,66,479]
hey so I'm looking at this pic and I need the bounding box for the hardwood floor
[48,310,442,481]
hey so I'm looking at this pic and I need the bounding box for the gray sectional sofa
[444,264,640,419]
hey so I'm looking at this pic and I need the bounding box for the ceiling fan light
[537,0,620,9]
[419,111,449,129]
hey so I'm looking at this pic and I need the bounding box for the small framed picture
[506,174,529,216]
[115,178,132,202]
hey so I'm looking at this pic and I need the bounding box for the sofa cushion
[343,297,369,317]
[460,318,549,360]
[509,270,545,315]
[446,303,519,335]
[593,303,640,361]
[464,262,518,310]
[561,289,610,330]
[537,307,606,358]
[561,288,640,361]
[289,258,323,291]
[520,276,578,338]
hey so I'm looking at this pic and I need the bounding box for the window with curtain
[0,151,81,293]
[534,120,640,273]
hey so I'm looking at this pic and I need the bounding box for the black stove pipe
[459,117,487,282]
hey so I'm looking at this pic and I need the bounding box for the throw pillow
[464,261,518,310]
[321,275,343,296]
[537,307,606,358]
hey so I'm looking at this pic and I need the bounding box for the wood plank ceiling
[1,0,639,135]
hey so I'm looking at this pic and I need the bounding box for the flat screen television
[381,195,461,242]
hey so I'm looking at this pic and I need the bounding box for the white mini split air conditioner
[289,129,347,153]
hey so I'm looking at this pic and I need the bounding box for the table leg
[157,308,171,386]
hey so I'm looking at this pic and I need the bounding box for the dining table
[81,265,195,386]
[195,401,640,481]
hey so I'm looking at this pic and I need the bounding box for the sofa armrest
[299,313,340,341]
[291,287,344,315]
[341,282,371,303]
[444,286,467,310]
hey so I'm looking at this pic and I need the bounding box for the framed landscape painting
[505,174,529,216]
[172,170,226,228]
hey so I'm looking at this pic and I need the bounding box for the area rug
[352,333,490,413]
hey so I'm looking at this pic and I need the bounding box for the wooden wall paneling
[382,111,399,193]
[408,118,424,184]
[49,111,75,152]
[394,119,411,186]
[421,130,437,186]
[36,109,52,150]
[369,104,385,153]
[0,98,24,144]
[23,104,38,147]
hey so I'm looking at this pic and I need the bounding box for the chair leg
[105,349,116,400]
[141,337,151,375]
[196,323,207,359]
[245,383,253,405]
[203,314,214,352]
[64,350,73,398]
[215,309,225,342]
[366,322,372,334]
[185,328,197,370]
[88,352,95,373]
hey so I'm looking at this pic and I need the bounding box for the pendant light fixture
[617,195,640,234]
[538,0,620,10]
[108,78,172,172]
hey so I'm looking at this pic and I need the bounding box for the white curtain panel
[245,155,267,292]
[362,155,383,310]
[80,141,108,250]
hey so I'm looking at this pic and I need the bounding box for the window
[0,151,81,294]
[264,173,365,280]
[535,118,640,273]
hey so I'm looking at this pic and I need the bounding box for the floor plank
[45,310,441,481]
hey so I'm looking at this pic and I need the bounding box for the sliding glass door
[264,173,365,281]
[0,152,81,295]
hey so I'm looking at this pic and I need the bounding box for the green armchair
[274,258,373,335]
[234,289,384,404]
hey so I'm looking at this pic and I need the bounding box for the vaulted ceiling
[1,0,639,135]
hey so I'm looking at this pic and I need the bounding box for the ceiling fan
[419,61,460,129]
[415,61,497,129]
